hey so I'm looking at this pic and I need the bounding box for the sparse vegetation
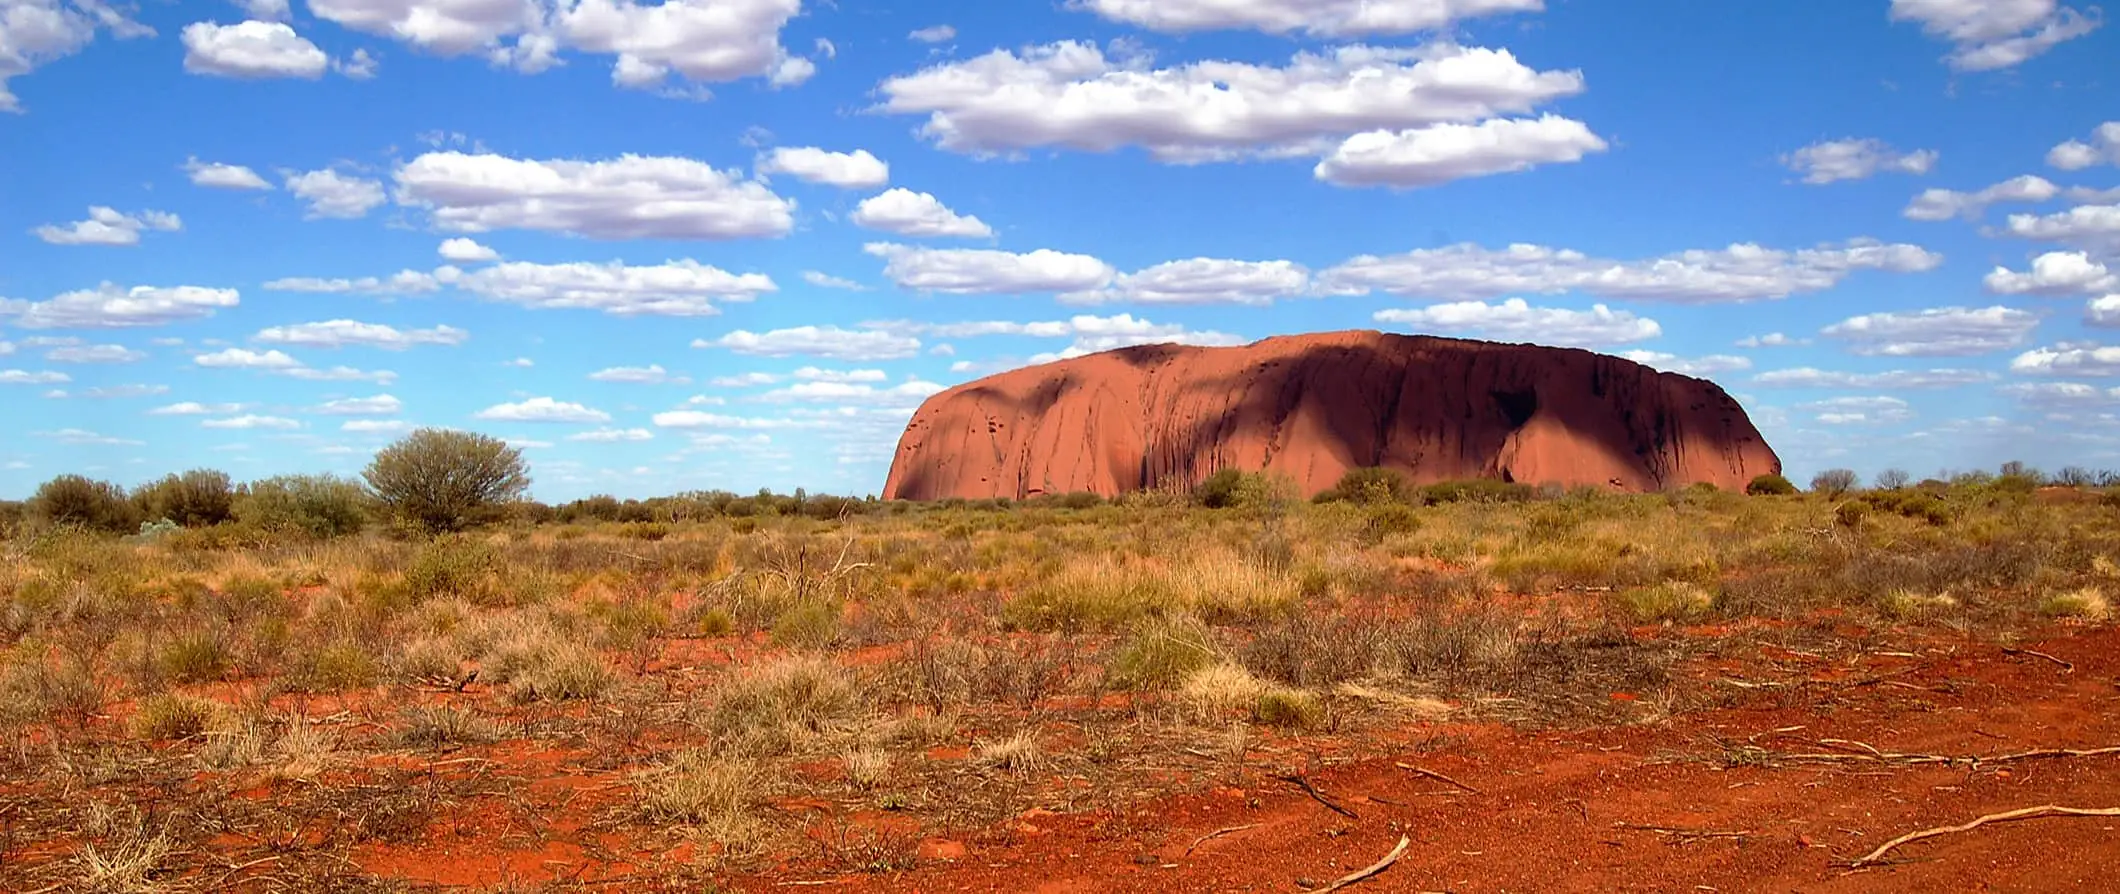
[362,428,531,533]
[2,455,2117,890]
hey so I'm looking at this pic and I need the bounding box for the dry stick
[2001,647,2075,673]
[1184,823,1261,856]
[1777,740,2120,768]
[1850,805,2120,867]
[1394,763,1480,794]
[1616,822,1754,841]
[1313,836,1412,893]
[1274,774,1359,820]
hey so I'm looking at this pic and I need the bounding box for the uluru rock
[882,330,1780,500]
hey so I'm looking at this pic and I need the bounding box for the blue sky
[3,0,2119,501]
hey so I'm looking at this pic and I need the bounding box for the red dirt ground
[319,623,2120,893]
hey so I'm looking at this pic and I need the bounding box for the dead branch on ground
[1848,805,2120,867]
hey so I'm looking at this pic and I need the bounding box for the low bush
[1745,474,1798,496]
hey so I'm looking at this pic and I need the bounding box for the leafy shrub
[1362,504,1422,542]
[1810,469,1858,497]
[770,601,841,649]
[620,521,670,541]
[403,536,501,602]
[1860,490,1955,526]
[1745,474,1798,496]
[363,428,530,533]
[1193,469,1295,510]
[1323,467,1412,505]
[1252,687,1325,729]
[1835,501,1870,528]
[1107,616,1218,689]
[134,469,235,528]
[1421,479,1534,505]
[29,475,140,533]
[1614,582,1715,623]
[236,474,368,538]
[159,632,230,684]
[132,693,220,740]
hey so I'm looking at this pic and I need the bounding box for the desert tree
[1810,468,1858,497]
[28,474,140,533]
[135,469,235,527]
[1873,468,1911,491]
[362,428,530,533]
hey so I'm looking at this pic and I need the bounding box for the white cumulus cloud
[184,157,273,189]
[757,147,888,188]
[2047,121,2120,170]
[850,188,993,238]
[1320,239,1942,304]
[568,427,654,442]
[1903,174,2058,221]
[877,42,1586,163]
[698,326,922,361]
[32,206,182,246]
[1984,251,2116,294]
[438,237,500,262]
[1374,298,1661,347]
[180,20,329,79]
[1889,0,2102,71]
[588,364,688,384]
[1314,114,1607,188]
[865,243,1115,296]
[1781,138,1939,184]
[1073,0,1541,36]
[202,414,302,430]
[313,394,402,415]
[45,343,146,363]
[285,168,387,219]
[1751,367,1995,388]
[472,396,612,423]
[1618,351,1753,377]
[254,320,469,350]
[0,283,238,328]
[449,258,776,316]
[2011,343,2120,376]
[393,151,795,239]
[1819,306,2041,356]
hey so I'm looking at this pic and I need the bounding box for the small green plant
[2040,587,2112,621]
[1745,474,1798,496]
[1107,616,1219,689]
[1835,501,1869,529]
[1252,687,1324,729]
[132,693,220,740]
[770,600,841,649]
[158,632,230,684]
[1615,582,1715,624]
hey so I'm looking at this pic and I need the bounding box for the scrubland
[1,469,2116,891]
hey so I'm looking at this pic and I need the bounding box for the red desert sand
[885,330,1782,501]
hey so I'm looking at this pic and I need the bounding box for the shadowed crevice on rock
[883,330,1781,501]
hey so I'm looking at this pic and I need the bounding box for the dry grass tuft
[1179,662,1268,721]
[976,731,1042,774]
[2040,587,2112,621]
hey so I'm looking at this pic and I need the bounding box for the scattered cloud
[1820,305,2041,356]
[262,269,442,295]
[1903,174,2058,221]
[1090,259,1310,306]
[149,401,247,415]
[0,283,239,328]
[2087,295,2120,327]
[285,167,387,219]
[877,42,1585,163]
[472,397,612,423]
[851,189,994,238]
[74,384,168,398]
[1781,138,1939,184]
[1984,250,2116,294]
[1619,351,1753,377]
[1321,239,1941,304]
[45,343,146,363]
[448,259,776,316]
[313,395,403,415]
[698,326,922,360]
[793,367,886,384]
[1374,298,1661,347]
[393,151,795,239]
[2011,343,2120,376]
[1752,367,1996,388]
[2048,121,2120,170]
[1314,114,1607,189]
[255,320,470,350]
[1797,395,1915,425]
[1072,0,1539,37]
[438,237,500,262]
[202,414,302,430]
[865,243,1115,296]
[758,380,944,405]
[708,372,780,387]
[342,419,412,434]
[31,428,142,445]
[2001,381,2120,406]
[907,24,955,43]
[194,347,397,384]
[757,147,889,188]
[32,206,182,246]
[1737,332,1809,348]
[184,157,273,190]
[589,364,689,384]
[801,271,866,291]
[568,427,654,442]
[2002,203,2120,251]
[0,370,71,385]
[0,0,152,114]
[1888,0,2102,71]
[180,20,330,79]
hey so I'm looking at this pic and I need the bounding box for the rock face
[882,330,1781,501]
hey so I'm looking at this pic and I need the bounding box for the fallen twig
[1615,823,1753,843]
[1313,835,1411,893]
[1394,763,1480,794]
[2002,647,2075,673]
[1184,823,1261,856]
[1771,739,2120,769]
[1848,805,2120,867]
[1274,773,1359,820]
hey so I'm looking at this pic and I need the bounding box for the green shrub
[134,470,235,528]
[403,536,501,602]
[294,642,380,691]
[1107,617,1218,689]
[1362,504,1422,541]
[1253,687,1325,729]
[1810,469,1858,497]
[1745,474,1798,496]
[235,474,369,538]
[1193,469,1295,510]
[29,475,140,533]
[1421,479,1534,505]
[770,601,841,649]
[159,632,230,684]
[132,693,220,740]
[1835,501,1870,528]
[1326,467,1412,505]
[363,428,530,533]
[1614,582,1715,623]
